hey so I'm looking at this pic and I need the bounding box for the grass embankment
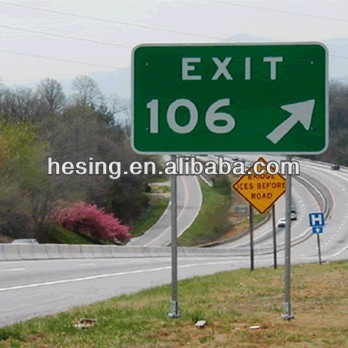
[38,226,95,245]
[130,176,170,237]
[38,179,170,243]
[41,196,170,243]
[130,196,169,237]
[178,178,232,246]
[0,261,347,347]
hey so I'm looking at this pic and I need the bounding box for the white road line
[145,175,191,246]
[177,175,202,238]
[231,176,314,248]
[331,244,348,257]
[0,267,171,292]
[78,263,95,266]
[1,268,25,272]
[0,261,232,293]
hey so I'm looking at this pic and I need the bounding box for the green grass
[178,178,232,246]
[38,226,119,245]
[148,185,170,194]
[254,211,270,225]
[146,173,169,183]
[37,195,170,244]
[130,197,170,237]
[38,225,94,245]
[0,261,347,347]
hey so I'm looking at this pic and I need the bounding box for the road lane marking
[0,260,233,293]
[1,268,25,272]
[144,175,192,246]
[177,175,202,238]
[78,263,95,266]
[331,244,348,257]
[231,177,314,248]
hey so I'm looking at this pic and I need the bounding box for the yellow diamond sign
[233,157,286,214]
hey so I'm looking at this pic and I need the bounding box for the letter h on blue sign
[309,212,324,227]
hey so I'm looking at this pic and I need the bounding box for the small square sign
[309,212,325,227]
[312,226,323,234]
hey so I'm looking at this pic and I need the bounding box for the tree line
[0,77,346,242]
[0,76,157,242]
[302,81,348,166]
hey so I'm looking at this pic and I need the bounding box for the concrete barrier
[156,247,171,257]
[80,245,94,258]
[69,245,84,259]
[0,243,281,261]
[110,245,124,258]
[141,246,155,257]
[57,244,73,259]
[0,244,5,261]
[111,245,134,258]
[2,244,21,260]
[45,244,62,259]
[91,245,103,258]
[97,245,113,258]
[28,245,49,260]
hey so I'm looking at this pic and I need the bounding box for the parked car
[11,239,39,244]
[277,218,286,228]
[331,164,340,170]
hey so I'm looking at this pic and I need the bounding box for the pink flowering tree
[53,201,131,243]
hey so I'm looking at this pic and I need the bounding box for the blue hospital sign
[309,212,325,234]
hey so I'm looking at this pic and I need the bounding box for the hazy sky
[0,0,347,85]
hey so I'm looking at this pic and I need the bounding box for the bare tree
[72,75,103,107]
[37,78,65,114]
[0,87,39,122]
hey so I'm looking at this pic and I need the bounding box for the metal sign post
[132,42,328,322]
[316,234,322,265]
[282,155,295,320]
[168,155,180,319]
[272,205,278,269]
[249,205,254,271]
[309,212,325,265]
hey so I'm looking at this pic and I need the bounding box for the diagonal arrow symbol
[267,100,315,144]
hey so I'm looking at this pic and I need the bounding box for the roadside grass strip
[130,197,170,237]
[178,179,232,246]
[0,261,347,347]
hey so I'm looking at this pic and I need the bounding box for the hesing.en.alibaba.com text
[47,156,300,180]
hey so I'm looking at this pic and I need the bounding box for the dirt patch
[0,234,12,243]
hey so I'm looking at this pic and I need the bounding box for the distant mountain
[87,36,348,99]
[324,38,348,80]
[7,35,348,99]
[224,35,348,81]
[88,68,131,98]
[54,67,131,100]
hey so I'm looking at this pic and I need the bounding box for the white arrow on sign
[266,99,315,144]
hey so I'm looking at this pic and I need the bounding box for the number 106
[146,98,235,134]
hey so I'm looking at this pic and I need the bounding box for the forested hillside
[311,81,348,165]
[0,76,158,242]
[0,77,347,242]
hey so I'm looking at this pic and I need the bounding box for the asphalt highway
[0,158,347,327]
[129,174,202,246]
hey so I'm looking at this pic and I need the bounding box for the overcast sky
[0,0,347,85]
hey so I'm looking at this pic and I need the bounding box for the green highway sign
[132,43,328,154]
